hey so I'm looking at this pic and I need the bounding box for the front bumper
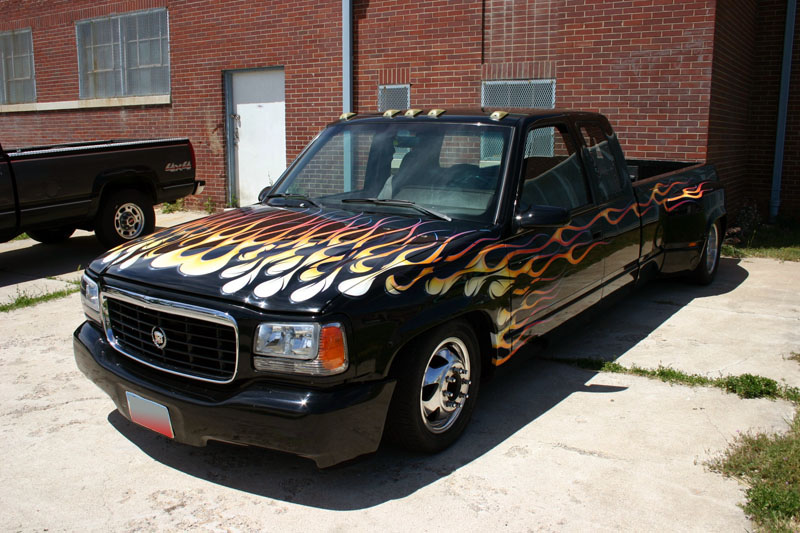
[73,321,395,468]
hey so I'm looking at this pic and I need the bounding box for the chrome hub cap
[420,337,472,433]
[705,223,719,273]
[114,203,145,239]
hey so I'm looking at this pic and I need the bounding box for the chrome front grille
[102,288,238,383]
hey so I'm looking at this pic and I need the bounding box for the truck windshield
[270,122,512,223]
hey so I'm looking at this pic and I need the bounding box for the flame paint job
[94,171,712,367]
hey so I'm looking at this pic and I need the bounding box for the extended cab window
[519,124,590,212]
[579,122,627,202]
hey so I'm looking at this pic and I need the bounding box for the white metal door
[231,68,286,206]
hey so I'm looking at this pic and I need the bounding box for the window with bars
[378,84,410,111]
[481,79,556,109]
[76,9,170,99]
[0,28,36,104]
[483,79,556,157]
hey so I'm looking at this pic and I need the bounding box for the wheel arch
[385,309,498,382]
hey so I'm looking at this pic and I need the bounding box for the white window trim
[0,94,170,113]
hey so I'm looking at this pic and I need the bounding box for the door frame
[223,66,284,208]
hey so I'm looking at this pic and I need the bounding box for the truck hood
[91,206,497,313]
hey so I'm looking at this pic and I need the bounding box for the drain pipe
[342,0,354,190]
[342,0,353,113]
[769,0,796,223]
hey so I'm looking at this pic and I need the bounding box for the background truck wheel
[27,226,75,244]
[385,319,481,453]
[95,189,155,248]
[692,220,722,285]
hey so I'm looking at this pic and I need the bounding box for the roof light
[339,112,357,120]
[383,109,401,117]
[427,109,446,117]
[490,110,508,121]
[404,109,422,117]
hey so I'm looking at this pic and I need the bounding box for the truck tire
[95,189,155,248]
[27,226,75,244]
[691,220,721,285]
[385,320,481,453]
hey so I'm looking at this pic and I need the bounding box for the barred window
[77,9,170,99]
[0,28,36,104]
[481,79,555,109]
[378,84,410,111]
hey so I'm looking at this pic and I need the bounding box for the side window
[579,122,627,202]
[519,125,590,212]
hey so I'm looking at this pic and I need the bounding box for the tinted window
[519,125,590,212]
[579,122,627,202]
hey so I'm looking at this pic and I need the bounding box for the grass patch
[11,232,29,241]
[160,198,185,214]
[723,219,800,262]
[0,286,80,312]
[709,413,800,531]
[789,353,800,364]
[557,358,799,402]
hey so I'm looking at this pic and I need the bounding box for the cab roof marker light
[339,112,357,120]
[404,109,422,117]
[383,109,401,117]
[490,110,509,121]
[427,109,446,118]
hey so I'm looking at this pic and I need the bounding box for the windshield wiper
[265,193,322,208]
[341,198,452,222]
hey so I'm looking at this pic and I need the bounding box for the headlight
[80,273,101,324]
[253,322,348,376]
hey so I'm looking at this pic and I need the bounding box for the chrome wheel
[114,202,146,240]
[420,336,472,433]
[705,223,719,274]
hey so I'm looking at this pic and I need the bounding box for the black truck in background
[0,138,204,247]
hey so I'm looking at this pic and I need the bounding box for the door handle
[592,231,603,240]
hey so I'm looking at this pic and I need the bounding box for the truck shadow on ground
[108,257,748,511]
[0,222,178,287]
[0,235,105,286]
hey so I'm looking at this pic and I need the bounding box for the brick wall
[749,0,800,220]
[6,0,791,219]
[707,0,757,216]
[356,0,716,164]
[0,0,343,210]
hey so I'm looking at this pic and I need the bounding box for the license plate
[126,391,174,438]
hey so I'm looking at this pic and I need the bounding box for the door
[228,68,286,206]
[577,120,641,297]
[508,123,605,353]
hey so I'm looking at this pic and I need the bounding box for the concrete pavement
[1,223,798,531]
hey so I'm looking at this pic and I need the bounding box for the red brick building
[0,0,796,219]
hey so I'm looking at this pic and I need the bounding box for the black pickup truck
[74,109,725,467]
[0,138,204,247]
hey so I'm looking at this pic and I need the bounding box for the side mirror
[257,186,272,203]
[515,205,571,229]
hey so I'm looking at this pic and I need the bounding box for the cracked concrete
[1,223,798,531]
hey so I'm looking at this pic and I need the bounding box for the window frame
[0,28,36,105]
[517,121,593,214]
[76,8,170,100]
[575,120,630,204]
